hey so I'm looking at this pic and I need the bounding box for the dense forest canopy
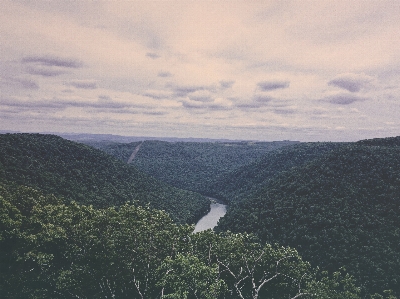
[0,133,209,224]
[0,182,363,299]
[207,142,345,203]
[216,140,400,296]
[1,133,400,298]
[85,139,298,196]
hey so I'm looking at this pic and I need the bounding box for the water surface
[194,201,226,233]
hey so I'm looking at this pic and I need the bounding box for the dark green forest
[0,182,363,299]
[0,134,208,224]
[207,142,345,203]
[216,138,400,296]
[1,133,400,298]
[85,139,298,195]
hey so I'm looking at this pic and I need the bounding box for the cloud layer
[1,0,400,141]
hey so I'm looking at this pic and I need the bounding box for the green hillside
[208,142,344,203]
[0,182,362,299]
[0,133,209,224]
[217,140,400,296]
[357,136,400,147]
[86,139,298,195]
[81,140,143,162]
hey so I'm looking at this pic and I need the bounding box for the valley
[1,132,400,298]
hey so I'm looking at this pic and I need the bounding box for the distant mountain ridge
[357,135,400,147]
[58,132,278,143]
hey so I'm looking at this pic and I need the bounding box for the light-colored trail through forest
[127,142,143,164]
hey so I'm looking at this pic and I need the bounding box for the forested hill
[217,140,400,296]
[81,140,143,162]
[0,182,362,299]
[207,142,345,203]
[0,133,209,224]
[357,135,400,147]
[85,139,298,195]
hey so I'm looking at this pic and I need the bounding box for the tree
[158,253,226,299]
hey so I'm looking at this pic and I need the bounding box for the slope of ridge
[0,133,209,224]
[208,142,344,203]
[356,135,400,147]
[85,139,299,195]
[217,140,400,296]
[82,140,143,163]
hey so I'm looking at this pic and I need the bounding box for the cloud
[189,96,214,102]
[328,73,374,92]
[273,108,297,115]
[17,79,39,89]
[234,95,293,110]
[146,52,161,59]
[321,93,369,105]
[188,90,215,102]
[26,67,66,77]
[158,71,172,77]
[22,55,83,68]
[21,55,84,77]
[143,110,167,115]
[98,95,112,102]
[311,107,329,115]
[0,97,62,110]
[169,84,215,97]
[253,95,274,103]
[235,101,264,109]
[1,77,39,90]
[69,80,98,89]
[181,100,205,109]
[142,90,172,100]
[0,96,136,111]
[182,103,231,111]
[220,80,235,89]
[2,1,399,142]
[257,80,290,91]
[181,97,232,111]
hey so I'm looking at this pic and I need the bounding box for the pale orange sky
[1,0,400,141]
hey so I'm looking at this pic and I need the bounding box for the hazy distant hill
[356,135,400,147]
[217,138,400,295]
[59,132,257,143]
[85,139,299,196]
[0,133,209,224]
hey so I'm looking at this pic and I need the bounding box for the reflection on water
[194,202,227,233]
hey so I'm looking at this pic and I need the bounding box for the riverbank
[194,198,227,233]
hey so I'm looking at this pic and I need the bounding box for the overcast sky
[1,0,400,141]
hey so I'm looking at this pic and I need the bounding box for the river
[194,199,227,233]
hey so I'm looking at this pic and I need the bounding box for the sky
[1,0,400,142]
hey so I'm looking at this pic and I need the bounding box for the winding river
[194,200,227,233]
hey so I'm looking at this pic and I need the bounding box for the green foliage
[86,139,298,195]
[356,136,400,147]
[0,183,362,299]
[0,133,209,224]
[83,140,143,162]
[0,182,194,298]
[2,132,399,298]
[217,141,400,296]
[208,142,344,203]
[158,254,227,299]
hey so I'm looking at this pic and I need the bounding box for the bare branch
[290,292,314,299]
